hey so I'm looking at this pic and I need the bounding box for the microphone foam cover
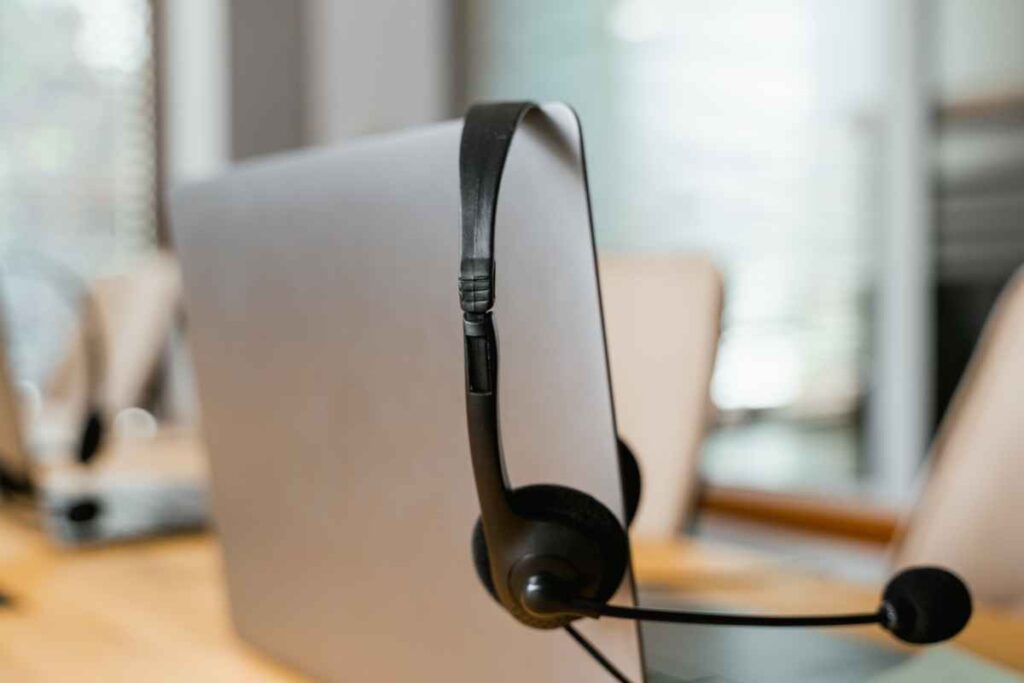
[882,567,972,644]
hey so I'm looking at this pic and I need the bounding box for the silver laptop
[172,104,906,682]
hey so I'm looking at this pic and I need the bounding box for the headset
[458,102,971,681]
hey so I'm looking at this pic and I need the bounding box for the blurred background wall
[2,0,1023,511]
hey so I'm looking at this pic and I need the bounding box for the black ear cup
[472,442,640,602]
[616,438,641,528]
[471,517,498,600]
[470,484,629,628]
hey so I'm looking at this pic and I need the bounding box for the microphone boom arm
[571,598,884,628]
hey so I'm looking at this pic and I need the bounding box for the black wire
[574,599,882,627]
[563,602,881,682]
[564,623,634,683]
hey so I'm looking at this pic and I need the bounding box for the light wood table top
[1,516,1021,680]
[0,516,299,682]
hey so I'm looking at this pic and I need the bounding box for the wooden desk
[0,517,298,681]
[1,517,1021,680]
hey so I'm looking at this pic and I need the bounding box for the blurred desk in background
[0,516,1021,680]
[0,516,299,681]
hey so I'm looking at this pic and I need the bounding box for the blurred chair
[894,268,1024,611]
[42,251,184,445]
[599,254,722,540]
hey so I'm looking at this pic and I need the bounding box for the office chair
[894,268,1024,611]
[599,253,722,540]
[43,251,183,442]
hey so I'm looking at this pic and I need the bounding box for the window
[461,0,886,496]
[0,0,158,385]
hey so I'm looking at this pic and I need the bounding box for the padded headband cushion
[459,101,538,314]
[471,484,629,629]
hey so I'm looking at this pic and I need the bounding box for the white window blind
[0,0,158,385]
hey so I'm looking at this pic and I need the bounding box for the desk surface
[0,516,1021,681]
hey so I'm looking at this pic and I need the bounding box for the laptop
[171,104,904,681]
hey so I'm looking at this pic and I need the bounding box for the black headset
[459,102,640,630]
[458,102,972,681]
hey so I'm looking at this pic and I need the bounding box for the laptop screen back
[172,104,645,681]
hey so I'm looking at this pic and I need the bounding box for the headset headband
[459,102,538,315]
[458,101,546,615]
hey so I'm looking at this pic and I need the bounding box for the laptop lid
[172,104,644,681]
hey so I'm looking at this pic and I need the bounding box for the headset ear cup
[471,518,499,601]
[511,485,628,614]
[469,484,629,629]
[617,438,642,528]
